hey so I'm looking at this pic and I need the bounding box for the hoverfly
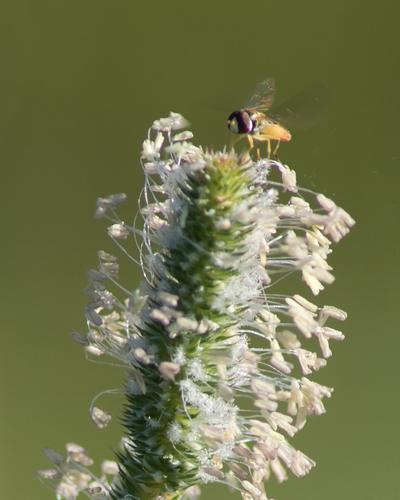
[227,78,325,158]
[227,79,290,158]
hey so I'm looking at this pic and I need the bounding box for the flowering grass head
[39,112,354,500]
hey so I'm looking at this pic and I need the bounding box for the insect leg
[273,139,281,157]
[247,134,254,152]
[267,139,272,158]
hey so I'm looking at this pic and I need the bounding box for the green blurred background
[1,1,399,498]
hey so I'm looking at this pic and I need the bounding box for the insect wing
[269,83,329,132]
[246,78,276,112]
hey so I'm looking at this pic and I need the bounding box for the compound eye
[228,116,239,134]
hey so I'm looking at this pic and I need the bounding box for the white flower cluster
[40,113,354,500]
[38,444,118,499]
[133,115,354,498]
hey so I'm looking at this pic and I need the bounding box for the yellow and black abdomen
[257,121,292,142]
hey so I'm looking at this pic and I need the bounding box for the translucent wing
[269,83,329,132]
[246,78,276,112]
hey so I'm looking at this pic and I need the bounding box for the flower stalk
[39,113,354,500]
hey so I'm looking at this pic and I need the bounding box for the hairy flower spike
[40,113,354,499]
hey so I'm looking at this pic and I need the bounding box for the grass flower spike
[39,112,354,500]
